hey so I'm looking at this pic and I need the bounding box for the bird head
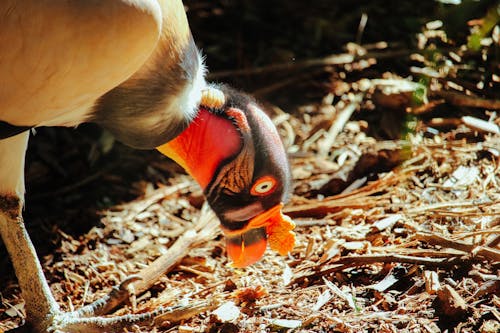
[157,85,293,267]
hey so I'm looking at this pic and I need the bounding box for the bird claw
[76,275,144,318]
[117,275,143,290]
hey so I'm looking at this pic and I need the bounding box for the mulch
[1,6,499,333]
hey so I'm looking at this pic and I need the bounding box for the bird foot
[1,190,179,333]
[47,306,174,333]
[47,275,162,333]
[10,304,179,333]
[7,275,170,333]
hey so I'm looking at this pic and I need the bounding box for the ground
[1,1,499,332]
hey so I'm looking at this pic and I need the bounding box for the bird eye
[251,176,277,196]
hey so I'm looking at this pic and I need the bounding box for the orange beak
[223,203,296,268]
[226,227,268,268]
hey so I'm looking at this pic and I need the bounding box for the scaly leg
[0,132,61,331]
[0,133,176,332]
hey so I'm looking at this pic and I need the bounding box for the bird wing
[0,0,162,127]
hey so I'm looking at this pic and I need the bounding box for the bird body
[0,0,162,127]
[0,0,204,148]
[0,1,293,331]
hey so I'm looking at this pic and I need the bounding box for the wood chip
[268,319,302,329]
[323,277,357,310]
[369,273,399,292]
[4,302,24,318]
[178,325,199,333]
[212,302,240,322]
[480,320,500,333]
[442,165,480,188]
[434,285,468,318]
[462,116,500,134]
[371,214,402,232]
[312,290,333,311]
[282,264,293,286]
[423,270,440,295]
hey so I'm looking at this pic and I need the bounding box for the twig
[134,204,219,295]
[370,247,466,258]
[472,247,500,262]
[252,69,324,97]
[119,182,192,217]
[486,235,500,248]
[83,204,219,315]
[414,232,473,252]
[453,228,500,240]
[415,232,500,262]
[433,90,500,110]
[405,201,479,215]
[285,196,389,218]
[291,254,467,285]
[333,253,462,266]
[285,171,410,218]
[412,99,446,115]
[30,162,120,200]
[207,49,411,79]
[318,94,363,157]
[153,300,217,328]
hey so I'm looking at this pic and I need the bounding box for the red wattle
[157,108,242,189]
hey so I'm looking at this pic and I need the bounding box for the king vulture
[0,0,293,331]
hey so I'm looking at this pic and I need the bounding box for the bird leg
[0,133,60,331]
[0,205,167,333]
[0,134,175,332]
[0,209,167,332]
[0,195,61,332]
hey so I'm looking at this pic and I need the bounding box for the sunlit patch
[250,176,277,196]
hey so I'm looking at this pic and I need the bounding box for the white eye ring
[251,176,278,196]
[254,180,274,194]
